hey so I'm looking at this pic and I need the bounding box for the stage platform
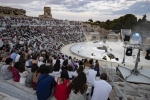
[70,41,150,67]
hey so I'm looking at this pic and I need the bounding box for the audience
[74,65,84,77]
[18,63,29,85]
[69,72,88,100]
[25,64,38,88]
[61,59,68,71]
[91,73,112,100]
[36,65,56,100]
[0,15,113,100]
[94,63,100,76]
[12,62,21,82]
[53,59,61,75]
[45,59,53,73]
[54,70,71,100]
[70,57,78,71]
[0,57,3,74]
[32,64,41,90]
[87,65,97,86]
[25,54,32,68]
[1,58,13,80]
[67,65,74,80]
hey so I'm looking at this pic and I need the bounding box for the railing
[100,61,148,100]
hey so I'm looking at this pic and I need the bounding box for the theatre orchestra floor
[61,41,150,84]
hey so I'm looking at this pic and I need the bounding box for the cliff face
[0,6,26,16]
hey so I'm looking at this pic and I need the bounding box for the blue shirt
[10,53,17,62]
[36,74,56,100]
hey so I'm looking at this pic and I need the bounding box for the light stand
[117,33,150,84]
[130,49,142,75]
[122,41,128,64]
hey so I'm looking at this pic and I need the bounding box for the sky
[0,0,150,22]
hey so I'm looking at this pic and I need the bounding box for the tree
[95,20,101,25]
[88,19,93,22]
[142,14,147,22]
[138,18,142,24]
[105,19,112,29]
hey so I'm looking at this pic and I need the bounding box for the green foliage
[88,19,93,22]
[86,14,150,31]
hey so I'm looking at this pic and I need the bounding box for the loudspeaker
[126,48,132,56]
[124,35,130,42]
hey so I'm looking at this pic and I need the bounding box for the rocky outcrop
[0,6,26,16]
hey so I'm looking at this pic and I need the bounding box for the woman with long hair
[61,59,68,71]
[73,65,84,77]
[18,63,29,85]
[19,54,26,63]
[54,70,71,100]
[32,54,38,65]
[84,59,90,68]
[53,59,61,75]
[67,65,74,80]
[12,62,21,82]
[69,72,88,100]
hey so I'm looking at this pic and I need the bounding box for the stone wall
[0,6,26,16]
[83,23,110,40]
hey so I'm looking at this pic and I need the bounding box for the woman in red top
[54,70,71,100]
[12,62,21,82]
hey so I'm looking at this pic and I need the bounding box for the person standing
[91,73,112,100]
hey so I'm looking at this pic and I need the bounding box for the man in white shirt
[52,56,56,66]
[87,65,97,86]
[91,73,112,100]
[59,56,64,67]
[37,57,44,67]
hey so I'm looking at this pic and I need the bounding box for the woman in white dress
[18,63,29,85]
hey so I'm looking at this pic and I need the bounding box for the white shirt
[19,71,29,85]
[52,59,56,66]
[25,59,32,66]
[91,80,112,100]
[37,61,44,67]
[87,69,97,86]
[68,71,74,78]
[59,59,64,67]
[0,38,3,47]
[73,71,78,77]
[15,54,20,62]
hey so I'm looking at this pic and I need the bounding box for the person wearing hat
[1,58,13,80]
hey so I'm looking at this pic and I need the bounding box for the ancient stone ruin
[39,7,52,19]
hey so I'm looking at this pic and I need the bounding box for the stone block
[14,82,26,90]
[6,79,16,85]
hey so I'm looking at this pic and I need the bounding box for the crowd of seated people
[0,48,112,100]
[0,16,82,26]
[0,15,112,100]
